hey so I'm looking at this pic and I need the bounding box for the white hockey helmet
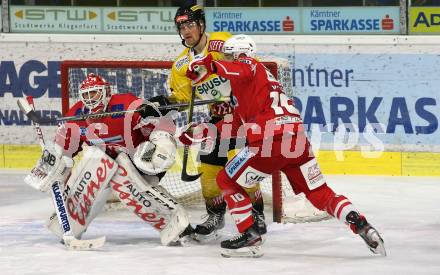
[222,34,257,60]
[79,73,111,112]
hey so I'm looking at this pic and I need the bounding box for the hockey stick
[25,96,105,250]
[17,98,225,125]
[181,86,203,182]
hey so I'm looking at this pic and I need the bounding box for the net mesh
[63,60,328,222]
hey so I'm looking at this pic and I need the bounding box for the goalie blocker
[42,146,190,246]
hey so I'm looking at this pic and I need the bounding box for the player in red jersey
[25,73,193,246]
[186,34,386,258]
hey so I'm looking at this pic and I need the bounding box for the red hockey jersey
[213,57,302,144]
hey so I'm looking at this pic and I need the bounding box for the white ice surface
[1,171,439,275]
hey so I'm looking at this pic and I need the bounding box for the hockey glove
[139,95,177,117]
[186,54,216,84]
[25,141,74,192]
[178,123,216,153]
[132,130,177,175]
[148,95,172,107]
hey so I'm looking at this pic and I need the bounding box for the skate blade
[193,230,222,243]
[366,229,387,256]
[168,235,199,247]
[369,232,387,256]
[221,245,264,258]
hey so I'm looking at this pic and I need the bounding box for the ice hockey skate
[252,208,267,235]
[220,224,263,258]
[168,224,198,246]
[346,211,386,256]
[193,204,225,242]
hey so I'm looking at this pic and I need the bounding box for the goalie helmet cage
[60,60,326,224]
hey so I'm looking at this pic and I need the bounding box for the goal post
[60,59,328,224]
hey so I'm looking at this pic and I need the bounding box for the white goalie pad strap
[25,142,74,192]
[47,147,118,238]
[132,130,177,175]
[112,153,189,245]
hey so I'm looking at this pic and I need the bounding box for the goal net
[60,60,330,223]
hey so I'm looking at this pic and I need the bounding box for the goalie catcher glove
[186,53,216,84]
[25,141,74,192]
[132,130,177,175]
[149,95,172,107]
[139,96,177,117]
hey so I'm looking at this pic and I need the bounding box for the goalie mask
[174,4,206,48]
[79,73,111,112]
[222,34,257,60]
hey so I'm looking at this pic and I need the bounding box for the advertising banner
[301,7,399,34]
[102,7,176,34]
[409,7,440,34]
[9,5,400,35]
[10,5,101,33]
[205,7,399,34]
[205,7,300,34]
[10,5,178,34]
[277,52,440,151]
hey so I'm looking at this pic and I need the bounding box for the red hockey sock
[217,169,254,233]
[327,195,358,225]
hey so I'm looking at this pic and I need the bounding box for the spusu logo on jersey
[196,76,230,97]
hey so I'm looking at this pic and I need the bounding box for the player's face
[223,53,234,62]
[81,89,105,111]
[178,21,201,47]
[82,90,101,102]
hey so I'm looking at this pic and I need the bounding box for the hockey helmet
[174,4,205,30]
[223,34,257,60]
[79,73,111,111]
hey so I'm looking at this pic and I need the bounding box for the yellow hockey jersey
[168,32,233,103]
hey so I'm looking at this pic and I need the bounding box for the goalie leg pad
[113,153,190,245]
[46,147,118,238]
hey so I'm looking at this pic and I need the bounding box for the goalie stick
[18,98,227,125]
[25,96,106,250]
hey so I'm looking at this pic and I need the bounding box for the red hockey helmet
[79,73,111,111]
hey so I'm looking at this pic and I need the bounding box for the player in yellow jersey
[164,3,266,241]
